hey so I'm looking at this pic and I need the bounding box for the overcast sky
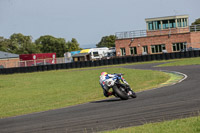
[0,0,199,48]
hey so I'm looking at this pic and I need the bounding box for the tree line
[0,33,116,57]
[0,33,83,57]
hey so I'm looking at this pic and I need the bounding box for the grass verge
[103,115,200,133]
[156,57,200,67]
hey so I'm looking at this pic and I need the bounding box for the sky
[0,0,199,48]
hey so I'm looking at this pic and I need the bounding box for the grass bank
[156,57,200,67]
[103,115,200,133]
[0,67,169,118]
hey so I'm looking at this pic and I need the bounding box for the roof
[72,53,90,57]
[145,15,189,22]
[0,51,19,59]
[80,49,91,53]
[70,51,80,56]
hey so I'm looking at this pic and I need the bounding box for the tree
[35,35,67,57]
[0,37,9,52]
[66,38,82,52]
[9,33,40,54]
[96,35,116,48]
[0,33,40,54]
[192,18,200,25]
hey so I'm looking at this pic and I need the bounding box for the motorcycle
[105,73,137,100]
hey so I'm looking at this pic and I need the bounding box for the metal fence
[0,57,69,68]
[116,24,200,39]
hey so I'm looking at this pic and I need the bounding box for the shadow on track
[91,98,122,103]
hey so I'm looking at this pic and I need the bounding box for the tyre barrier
[1,50,200,75]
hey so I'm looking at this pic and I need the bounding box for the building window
[148,21,161,30]
[142,46,148,54]
[148,21,153,30]
[151,44,166,53]
[169,19,176,28]
[172,42,187,52]
[177,19,182,27]
[120,48,126,56]
[130,47,137,55]
[162,20,169,29]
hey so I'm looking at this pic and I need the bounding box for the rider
[99,72,130,97]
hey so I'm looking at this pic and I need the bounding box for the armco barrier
[175,52,181,58]
[150,54,156,61]
[1,51,200,75]
[137,56,142,62]
[194,50,200,57]
[122,57,127,64]
[108,58,113,65]
[113,58,118,64]
[189,51,194,57]
[131,56,137,62]
[184,51,190,58]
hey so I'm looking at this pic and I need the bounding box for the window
[130,47,137,55]
[172,42,187,52]
[151,44,166,53]
[120,48,126,56]
[93,52,99,57]
[162,20,169,29]
[148,21,153,30]
[169,19,176,28]
[177,19,182,27]
[148,21,161,30]
[142,46,148,54]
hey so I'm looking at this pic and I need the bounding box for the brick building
[115,15,200,56]
[0,51,19,68]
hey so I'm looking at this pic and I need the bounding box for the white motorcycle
[105,73,137,100]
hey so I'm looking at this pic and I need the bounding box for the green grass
[0,67,169,118]
[156,57,200,67]
[103,115,200,133]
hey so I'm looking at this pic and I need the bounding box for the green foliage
[96,35,116,48]
[0,34,83,57]
[0,33,40,54]
[192,18,200,25]
[66,38,82,52]
[0,37,10,51]
[35,35,67,57]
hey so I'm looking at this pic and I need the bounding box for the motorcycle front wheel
[113,85,129,100]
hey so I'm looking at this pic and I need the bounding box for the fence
[1,50,200,74]
[0,58,67,68]
[116,24,200,39]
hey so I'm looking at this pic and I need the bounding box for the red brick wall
[147,27,190,36]
[115,32,197,56]
[190,32,200,48]
[0,58,19,68]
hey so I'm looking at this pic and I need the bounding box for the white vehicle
[90,47,116,60]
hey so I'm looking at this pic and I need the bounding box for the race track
[1,63,200,133]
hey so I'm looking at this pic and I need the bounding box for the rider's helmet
[101,72,108,76]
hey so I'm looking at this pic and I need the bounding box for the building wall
[0,58,20,68]
[115,32,196,56]
[190,32,200,48]
[146,27,190,36]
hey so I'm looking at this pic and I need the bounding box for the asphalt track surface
[1,63,200,133]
